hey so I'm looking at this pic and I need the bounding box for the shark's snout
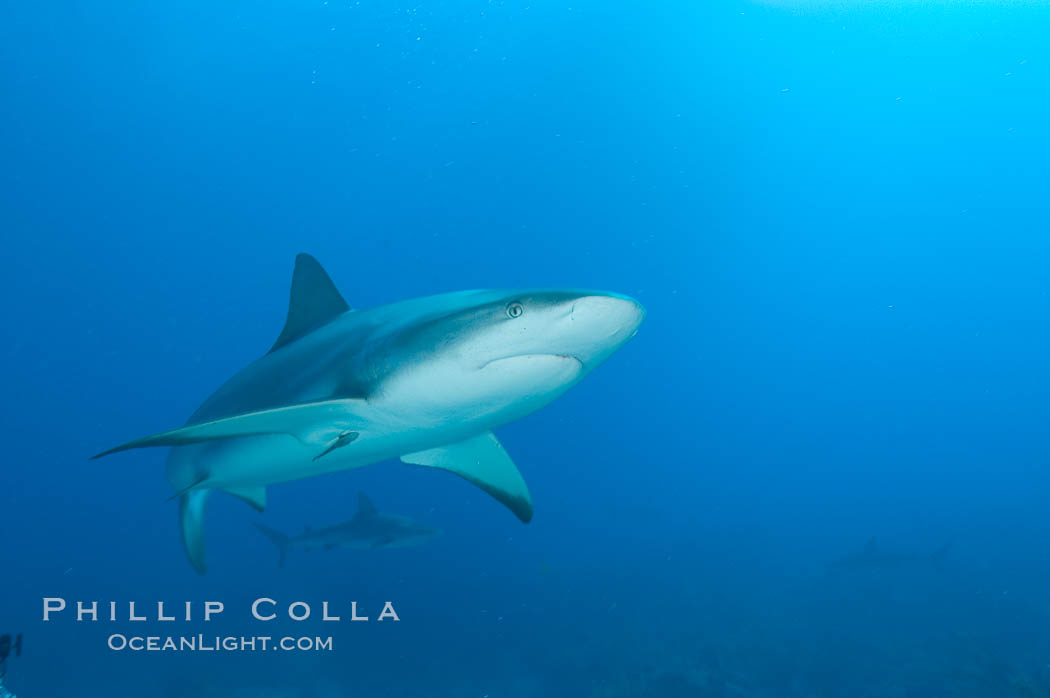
[570,294,645,335]
[565,293,645,366]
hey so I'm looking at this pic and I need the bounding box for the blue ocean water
[1,0,1049,695]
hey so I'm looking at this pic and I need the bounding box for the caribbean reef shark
[94,254,645,573]
[829,538,953,574]
[255,492,440,567]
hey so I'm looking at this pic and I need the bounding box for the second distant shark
[255,492,440,567]
[829,538,953,573]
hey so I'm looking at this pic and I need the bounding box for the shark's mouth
[479,353,583,371]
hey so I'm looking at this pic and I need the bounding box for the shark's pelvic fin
[224,485,266,512]
[165,474,209,503]
[401,432,533,523]
[180,489,211,575]
[91,399,366,459]
[268,253,350,355]
[355,491,378,520]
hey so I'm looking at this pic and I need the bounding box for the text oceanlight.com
[107,634,334,652]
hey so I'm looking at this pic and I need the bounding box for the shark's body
[95,254,645,573]
[829,538,952,574]
[255,492,439,567]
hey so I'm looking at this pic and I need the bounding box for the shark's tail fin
[254,523,291,568]
[931,540,953,572]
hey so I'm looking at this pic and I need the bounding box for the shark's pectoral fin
[223,485,266,512]
[91,399,367,459]
[180,489,211,575]
[401,432,533,523]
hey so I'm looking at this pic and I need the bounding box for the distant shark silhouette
[829,538,953,573]
[254,492,439,567]
[93,254,645,573]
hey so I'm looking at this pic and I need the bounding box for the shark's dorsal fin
[355,492,378,520]
[268,254,350,355]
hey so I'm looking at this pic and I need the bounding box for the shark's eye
[506,302,524,319]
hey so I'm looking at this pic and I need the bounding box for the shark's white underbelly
[167,353,584,491]
[169,421,478,490]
